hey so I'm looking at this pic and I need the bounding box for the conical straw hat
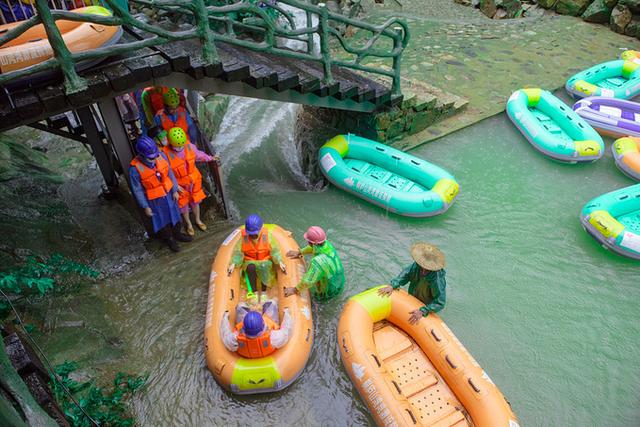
[410,242,445,271]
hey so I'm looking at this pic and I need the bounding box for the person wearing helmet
[129,136,193,252]
[163,127,219,235]
[228,214,286,295]
[219,306,293,358]
[284,226,345,301]
[141,86,185,127]
[147,126,168,148]
[378,242,447,325]
[154,88,196,143]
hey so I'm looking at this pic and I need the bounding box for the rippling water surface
[37,95,640,426]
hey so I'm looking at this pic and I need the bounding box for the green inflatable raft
[318,134,459,217]
[580,184,640,260]
[566,59,640,99]
[506,88,603,163]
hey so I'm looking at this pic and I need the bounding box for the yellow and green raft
[565,59,640,99]
[507,88,604,163]
[319,134,459,217]
[581,184,640,260]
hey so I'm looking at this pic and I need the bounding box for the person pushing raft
[228,214,287,300]
[378,242,447,324]
[128,136,193,252]
[284,226,345,301]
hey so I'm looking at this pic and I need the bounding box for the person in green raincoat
[284,226,345,301]
[378,242,447,324]
[228,214,286,293]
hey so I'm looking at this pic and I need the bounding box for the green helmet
[163,88,180,108]
[168,127,187,147]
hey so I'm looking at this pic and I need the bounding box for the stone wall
[457,0,640,39]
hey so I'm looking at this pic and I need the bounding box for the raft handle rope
[0,288,100,427]
[405,408,417,424]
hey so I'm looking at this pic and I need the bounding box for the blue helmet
[243,311,264,337]
[136,136,159,159]
[245,214,263,235]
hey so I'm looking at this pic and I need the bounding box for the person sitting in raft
[284,226,345,301]
[147,126,168,148]
[378,242,447,325]
[163,127,219,236]
[228,214,287,297]
[128,136,193,252]
[220,304,293,358]
[154,88,197,143]
[141,86,186,128]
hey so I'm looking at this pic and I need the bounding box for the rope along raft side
[580,183,640,260]
[506,88,603,163]
[204,224,313,395]
[318,134,459,217]
[337,286,519,427]
[565,59,640,100]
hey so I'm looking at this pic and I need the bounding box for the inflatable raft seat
[373,321,469,426]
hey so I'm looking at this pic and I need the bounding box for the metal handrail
[0,0,409,97]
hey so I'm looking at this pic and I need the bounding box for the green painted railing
[0,0,409,97]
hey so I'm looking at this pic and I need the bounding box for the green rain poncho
[295,240,345,301]
[391,262,447,315]
[230,230,283,287]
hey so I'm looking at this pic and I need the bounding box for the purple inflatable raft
[573,97,640,138]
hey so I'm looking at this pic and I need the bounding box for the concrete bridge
[0,0,409,224]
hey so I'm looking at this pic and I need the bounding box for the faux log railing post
[32,0,87,93]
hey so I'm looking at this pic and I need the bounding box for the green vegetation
[50,361,146,427]
[0,254,98,319]
[1,255,145,426]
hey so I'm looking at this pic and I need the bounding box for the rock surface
[555,0,594,16]
[610,4,633,32]
[582,0,614,22]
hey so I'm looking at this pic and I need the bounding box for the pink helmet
[303,226,326,244]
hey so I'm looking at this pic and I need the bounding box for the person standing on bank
[129,136,193,252]
[378,242,447,324]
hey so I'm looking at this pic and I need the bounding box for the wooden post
[76,106,119,190]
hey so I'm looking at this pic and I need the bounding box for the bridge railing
[0,0,409,97]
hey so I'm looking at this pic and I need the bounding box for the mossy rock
[537,0,558,8]
[555,0,594,16]
[619,0,640,13]
[582,0,613,22]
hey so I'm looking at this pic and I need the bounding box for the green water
[27,96,639,426]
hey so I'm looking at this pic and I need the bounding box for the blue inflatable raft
[565,60,640,99]
[506,88,604,163]
[580,184,640,260]
[318,134,459,217]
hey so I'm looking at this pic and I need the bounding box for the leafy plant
[0,254,98,318]
[50,361,147,427]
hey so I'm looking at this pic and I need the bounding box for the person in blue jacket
[128,136,193,252]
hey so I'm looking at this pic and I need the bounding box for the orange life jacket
[162,145,206,209]
[235,316,279,358]
[130,156,173,201]
[157,106,189,134]
[241,229,272,261]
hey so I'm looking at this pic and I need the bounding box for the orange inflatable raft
[204,224,314,394]
[0,6,122,75]
[338,287,519,427]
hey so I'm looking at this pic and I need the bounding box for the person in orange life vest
[153,88,197,143]
[128,136,193,252]
[141,86,185,127]
[220,305,293,358]
[163,127,220,236]
[228,214,286,294]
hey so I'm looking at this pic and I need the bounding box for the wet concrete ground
[345,0,639,149]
